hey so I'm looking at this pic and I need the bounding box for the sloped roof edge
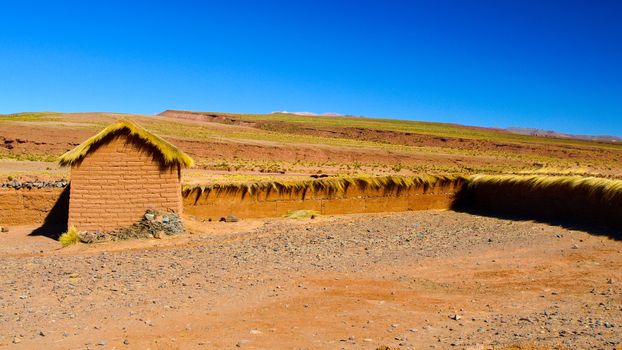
[58,119,194,168]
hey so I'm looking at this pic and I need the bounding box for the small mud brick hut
[58,120,194,231]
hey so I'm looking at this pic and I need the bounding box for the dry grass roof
[467,174,622,201]
[58,119,194,168]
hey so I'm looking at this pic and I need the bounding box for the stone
[0,226,8,233]
[13,337,21,344]
[226,215,239,223]
[78,231,108,244]
[123,339,130,345]
[144,213,155,221]
[236,339,250,347]
[450,314,462,321]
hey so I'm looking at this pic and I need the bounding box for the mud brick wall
[2,179,462,227]
[0,188,65,225]
[182,181,464,220]
[68,136,182,231]
[460,180,622,229]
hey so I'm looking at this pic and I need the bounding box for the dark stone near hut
[225,215,239,223]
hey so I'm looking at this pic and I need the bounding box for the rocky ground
[0,210,621,349]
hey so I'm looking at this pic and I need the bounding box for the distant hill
[506,127,621,143]
[271,111,346,117]
[3,110,622,178]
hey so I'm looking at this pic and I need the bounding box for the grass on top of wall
[182,174,465,200]
[183,173,622,204]
[467,174,622,202]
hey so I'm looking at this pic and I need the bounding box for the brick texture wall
[183,181,464,221]
[0,188,65,225]
[3,179,462,228]
[68,136,182,231]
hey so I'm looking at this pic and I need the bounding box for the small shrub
[59,226,80,247]
[392,163,403,173]
[285,210,319,219]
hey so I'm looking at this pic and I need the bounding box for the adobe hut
[58,120,194,232]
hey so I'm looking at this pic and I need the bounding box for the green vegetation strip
[179,111,622,150]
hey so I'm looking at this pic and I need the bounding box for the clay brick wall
[68,136,182,231]
[0,188,65,225]
[182,180,464,220]
[2,179,462,228]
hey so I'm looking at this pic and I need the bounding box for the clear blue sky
[1,1,621,136]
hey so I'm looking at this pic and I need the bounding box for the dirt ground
[0,211,621,350]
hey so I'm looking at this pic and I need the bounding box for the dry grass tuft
[59,226,79,247]
[284,210,319,219]
[58,119,194,168]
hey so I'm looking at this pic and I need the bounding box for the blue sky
[1,0,621,136]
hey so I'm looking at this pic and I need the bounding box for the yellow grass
[284,210,319,219]
[467,174,622,201]
[58,119,194,168]
[184,173,622,205]
[59,226,79,247]
[183,174,465,199]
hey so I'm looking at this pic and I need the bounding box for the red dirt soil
[160,110,622,168]
[4,112,622,178]
[1,211,620,349]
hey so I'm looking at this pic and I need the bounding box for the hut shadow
[30,185,70,240]
[451,188,622,241]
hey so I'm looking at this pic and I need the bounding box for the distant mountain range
[271,111,346,117]
[506,127,621,142]
[270,111,621,142]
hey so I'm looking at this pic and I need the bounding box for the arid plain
[1,111,621,349]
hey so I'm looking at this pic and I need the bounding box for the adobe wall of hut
[0,179,463,227]
[0,187,66,225]
[68,136,182,231]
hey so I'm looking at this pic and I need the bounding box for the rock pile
[1,179,68,189]
[78,209,184,243]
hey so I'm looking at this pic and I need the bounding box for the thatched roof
[183,174,465,199]
[58,119,194,168]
